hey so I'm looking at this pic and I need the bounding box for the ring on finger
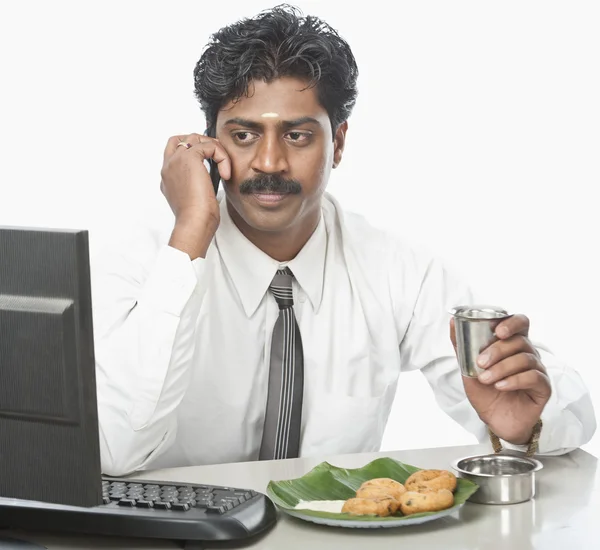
[177,141,192,149]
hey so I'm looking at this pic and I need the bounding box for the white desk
[2,443,598,549]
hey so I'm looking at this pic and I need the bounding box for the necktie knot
[269,267,294,310]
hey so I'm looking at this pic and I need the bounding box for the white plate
[279,503,464,529]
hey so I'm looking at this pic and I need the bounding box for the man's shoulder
[325,195,473,309]
[324,193,432,274]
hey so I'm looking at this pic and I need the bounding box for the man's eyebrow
[223,116,321,130]
[223,117,263,130]
[280,116,321,129]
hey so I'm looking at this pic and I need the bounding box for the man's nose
[250,134,290,174]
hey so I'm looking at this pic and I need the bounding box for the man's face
[215,77,346,233]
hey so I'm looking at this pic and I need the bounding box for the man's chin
[238,197,302,232]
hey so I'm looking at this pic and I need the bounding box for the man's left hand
[450,314,552,445]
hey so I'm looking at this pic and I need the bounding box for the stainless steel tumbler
[450,305,512,378]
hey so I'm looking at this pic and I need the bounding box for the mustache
[239,174,302,195]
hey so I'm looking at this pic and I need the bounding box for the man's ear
[333,121,348,168]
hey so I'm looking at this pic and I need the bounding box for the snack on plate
[399,489,455,515]
[341,470,457,517]
[405,469,457,493]
[342,497,398,517]
[356,478,407,500]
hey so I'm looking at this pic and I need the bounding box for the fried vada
[405,469,457,493]
[342,497,399,517]
[357,478,406,501]
[399,489,454,515]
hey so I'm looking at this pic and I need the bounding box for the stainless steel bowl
[452,454,543,504]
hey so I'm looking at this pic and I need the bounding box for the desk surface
[2,443,599,549]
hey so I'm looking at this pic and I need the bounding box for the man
[93,5,595,476]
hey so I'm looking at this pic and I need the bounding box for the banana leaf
[266,457,479,522]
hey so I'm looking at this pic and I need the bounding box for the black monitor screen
[0,226,102,507]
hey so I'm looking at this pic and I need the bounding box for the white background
[1,1,598,457]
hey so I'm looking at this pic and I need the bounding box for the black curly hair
[193,4,359,140]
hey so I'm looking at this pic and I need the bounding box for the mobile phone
[204,126,220,195]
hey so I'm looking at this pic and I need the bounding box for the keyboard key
[102,496,111,505]
[154,502,171,510]
[117,499,137,507]
[215,498,240,509]
[172,503,191,511]
[144,484,160,490]
[136,500,154,508]
[206,505,226,514]
[213,492,236,501]
[109,495,123,502]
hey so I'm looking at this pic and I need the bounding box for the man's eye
[233,132,256,142]
[287,132,310,142]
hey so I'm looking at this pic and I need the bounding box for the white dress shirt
[93,193,596,476]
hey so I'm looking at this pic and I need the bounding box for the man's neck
[226,202,321,262]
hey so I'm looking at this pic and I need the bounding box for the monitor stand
[0,535,47,549]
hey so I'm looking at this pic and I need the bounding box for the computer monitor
[0,226,102,507]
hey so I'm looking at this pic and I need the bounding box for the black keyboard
[0,476,277,547]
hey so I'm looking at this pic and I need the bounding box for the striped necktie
[259,267,304,460]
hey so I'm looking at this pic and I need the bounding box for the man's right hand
[160,133,232,260]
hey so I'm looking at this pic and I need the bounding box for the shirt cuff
[139,245,206,316]
[498,406,574,455]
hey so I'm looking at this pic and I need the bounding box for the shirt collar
[215,198,327,317]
